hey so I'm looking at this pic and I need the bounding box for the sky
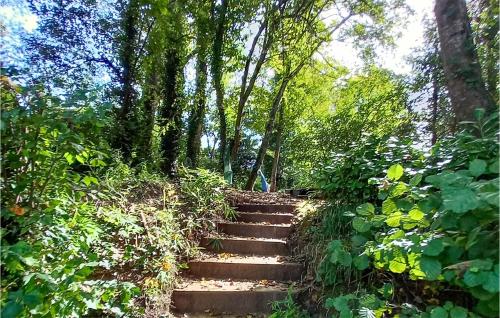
[320,0,435,74]
[1,0,434,75]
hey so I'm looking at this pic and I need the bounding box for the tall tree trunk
[115,0,139,161]
[245,78,288,190]
[186,25,209,168]
[270,99,285,192]
[434,0,494,122]
[211,0,229,171]
[137,71,158,164]
[160,47,185,177]
[430,76,439,145]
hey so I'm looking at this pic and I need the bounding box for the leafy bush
[308,110,499,317]
[1,83,234,317]
[314,134,424,203]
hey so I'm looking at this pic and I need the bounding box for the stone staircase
[171,203,302,316]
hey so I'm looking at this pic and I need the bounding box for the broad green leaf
[469,159,487,177]
[463,270,487,287]
[488,160,499,173]
[64,152,74,164]
[340,310,353,318]
[408,208,424,221]
[423,239,444,256]
[356,203,374,216]
[390,182,408,197]
[353,255,370,270]
[442,187,479,213]
[482,271,500,293]
[83,176,92,186]
[76,154,85,164]
[382,199,397,215]
[409,173,423,186]
[430,307,448,318]
[387,164,404,181]
[385,212,402,227]
[352,217,371,233]
[336,250,352,266]
[449,307,467,318]
[420,257,442,280]
[1,302,23,317]
[389,259,406,273]
[331,295,354,312]
[351,235,368,247]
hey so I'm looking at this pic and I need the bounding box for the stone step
[236,212,294,224]
[235,204,297,214]
[187,255,302,281]
[172,279,292,314]
[218,222,292,239]
[201,236,289,256]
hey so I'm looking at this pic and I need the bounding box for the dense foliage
[298,110,499,317]
[1,81,233,316]
[1,0,498,317]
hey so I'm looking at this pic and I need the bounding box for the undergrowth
[286,109,499,318]
[0,83,233,317]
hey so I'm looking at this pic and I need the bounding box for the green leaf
[449,306,467,318]
[83,176,92,186]
[420,257,442,280]
[340,310,353,318]
[387,164,404,181]
[463,270,487,287]
[337,250,352,266]
[390,182,408,197]
[382,199,397,215]
[352,217,371,233]
[353,255,370,270]
[331,294,355,312]
[351,235,368,247]
[1,302,23,317]
[409,174,423,186]
[389,259,406,273]
[469,159,487,177]
[442,187,479,213]
[408,208,424,221]
[488,160,499,173]
[64,152,74,164]
[385,211,402,227]
[482,271,500,293]
[356,203,374,216]
[423,239,444,256]
[430,306,448,318]
[76,154,85,164]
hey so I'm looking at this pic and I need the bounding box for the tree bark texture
[160,47,185,177]
[211,0,229,171]
[115,0,139,161]
[270,99,285,192]
[186,22,209,168]
[245,78,288,190]
[434,0,494,122]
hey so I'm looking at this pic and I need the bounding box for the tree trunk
[245,78,288,190]
[434,0,494,122]
[136,71,158,164]
[115,0,139,161]
[231,20,270,163]
[186,24,209,168]
[430,76,439,145]
[270,99,285,192]
[160,46,185,177]
[211,0,229,171]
